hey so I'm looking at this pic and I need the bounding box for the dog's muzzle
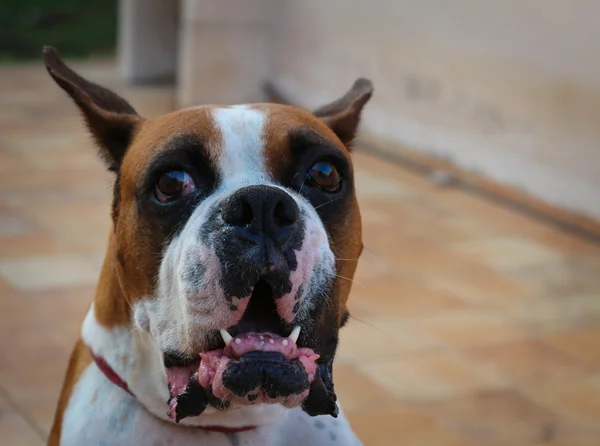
[164,185,337,423]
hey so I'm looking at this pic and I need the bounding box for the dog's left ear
[42,46,143,172]
[313,78,373,147]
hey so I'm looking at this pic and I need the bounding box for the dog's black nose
[221,185,300,247]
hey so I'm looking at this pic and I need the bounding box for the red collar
[90,349,133,396]
[90,348,257,434]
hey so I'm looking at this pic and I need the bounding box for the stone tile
[414,309,530,347]
[0,287,92,433]
[381,240,475,280]
[337,317,439,364]
[352,151,435,190]
[359,352,508,403]
[503,293,600,336]
[54,229,109,255]
[349,277,466,318]
[449,236,565,271]
[533,228,600,256]
[542,329,600,367]
[0,392,44,445]
[351,251,398,285]
[347,406,474,446]
[524,374,600,427]
[437,214,506,241]
[0,166,110,193]
[334,364,403,413]
[0,254,101,291]
[419,389,581,446]
[524,434,600,446]
[459,340,590,386]
[0,277,15,297]
[428,264,538,308]
[435,190,554,236]
[20,202,111,236]
[0,233,58,258]
[355,171,414,200]
[508,258,600,297]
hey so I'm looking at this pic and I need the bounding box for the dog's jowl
[43,46,373,446]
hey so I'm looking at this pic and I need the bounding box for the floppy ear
[42,46,143,171]
[313,78,373,147]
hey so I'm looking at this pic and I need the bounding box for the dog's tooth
[219,329,233,346]
[288,326,301,343]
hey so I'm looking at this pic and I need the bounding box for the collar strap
[89,348,257,433]
[90,349,133,396]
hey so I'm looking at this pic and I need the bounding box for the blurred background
[1,1,599,445]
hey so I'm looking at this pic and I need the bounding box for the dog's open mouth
[163,278,337,423]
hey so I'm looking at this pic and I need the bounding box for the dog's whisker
[334,274,365,288]
[314,196,343,210]
[348,315,393,336]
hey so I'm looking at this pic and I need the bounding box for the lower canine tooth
[289,326,301,343]
[219,329,233,346]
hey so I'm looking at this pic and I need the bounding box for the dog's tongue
[198,332,319,402]
[166,332,320,422]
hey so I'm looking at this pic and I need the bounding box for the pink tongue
[195,332,320,405]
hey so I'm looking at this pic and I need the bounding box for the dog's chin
[162,280,339,423]
[164,332,320,423]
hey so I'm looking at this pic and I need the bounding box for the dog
[43,46,373,446]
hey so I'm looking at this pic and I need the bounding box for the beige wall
[118,0,178,83]
[120,0,600,220]
[271,0,600,220]
[177,0,277,106]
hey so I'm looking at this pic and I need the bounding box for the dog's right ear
[43,46,143,172]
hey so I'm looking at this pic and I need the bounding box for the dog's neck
[81,234,287,430]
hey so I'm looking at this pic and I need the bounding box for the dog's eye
[304,161,341,193]
[155,170,196,203]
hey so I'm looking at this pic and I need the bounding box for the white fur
[64,310,361,445]
[213,105,271,187]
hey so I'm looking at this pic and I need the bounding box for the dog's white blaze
[212,105,270,187]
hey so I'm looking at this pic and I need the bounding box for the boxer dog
[43,46,372,446]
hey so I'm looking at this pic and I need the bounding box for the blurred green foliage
[0,0,118,62]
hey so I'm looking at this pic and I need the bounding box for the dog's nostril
[222,197,253,227]
[273,197,299,227]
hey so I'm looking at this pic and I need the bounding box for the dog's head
[44,47,372,422]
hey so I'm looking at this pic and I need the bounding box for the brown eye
[155,171,196,203]
[304,161,341,193]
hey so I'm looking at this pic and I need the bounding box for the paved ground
[1,60,600,446]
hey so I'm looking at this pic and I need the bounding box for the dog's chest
[60,364,361,446]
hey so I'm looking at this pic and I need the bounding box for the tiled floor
[1,61,599,446]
